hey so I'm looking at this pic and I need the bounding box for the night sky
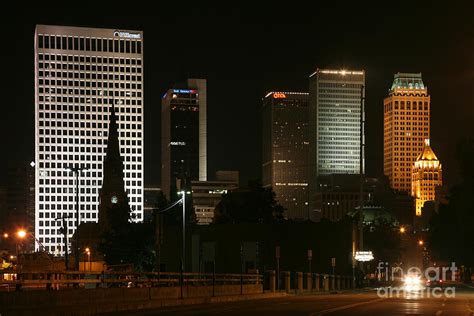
[2,4,473,187]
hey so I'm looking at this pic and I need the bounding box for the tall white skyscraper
[309,69,365,211]
[34,25,144,254]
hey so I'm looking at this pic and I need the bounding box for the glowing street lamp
[418,240,424,246]
[84,247,91,271]
[17,230,27,239]
[3,233,8,239]
[399,227,406,234]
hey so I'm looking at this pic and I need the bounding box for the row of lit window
[38,154,140,165]
[38,130,141,140]
[319,83,362,89]
[38,72,142,82]
[39,79,141,90]
[39,103,141,112]
[38,35,142,54]
[38,54,142,65]
[39,90,141,99]
[39,120,142,131]
[39,62,141,73]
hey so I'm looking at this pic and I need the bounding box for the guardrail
[0,271,263,292]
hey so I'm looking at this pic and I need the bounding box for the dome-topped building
[411,139,442,216]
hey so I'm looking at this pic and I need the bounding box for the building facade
[308,69,365,213]
[34,25,144,254]
[161,79,207,199]
[411,139,442,216]
[191,171,239,225]
[384,73,430,193]
[262,91,310,219]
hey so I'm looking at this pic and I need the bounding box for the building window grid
[36,30,144,252]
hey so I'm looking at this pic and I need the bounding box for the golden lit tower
[384,73,430,192]
[411,139,442,216]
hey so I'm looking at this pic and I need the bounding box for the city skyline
[2,7,473,189]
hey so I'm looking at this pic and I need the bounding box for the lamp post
[178,190,190,300]
[358,84,365,270]
[84,247,91,272]
[178,190,191,272]
[66,165,88,271]
[55,215,71,270]
[16,229,27,257]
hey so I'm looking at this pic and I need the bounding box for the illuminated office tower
[34,25,144,254]
[262,92,310,219]
[411,139,442,216]
[161,79,207,199]
[384,73,430,192]
[308,69,365,209]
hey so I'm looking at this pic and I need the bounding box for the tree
[214,180,285,224]
[428,138,474,281]
[99,201,156,271]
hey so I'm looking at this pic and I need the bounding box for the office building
[308,69,365,213]
[262,91,310,219]
[161,79,207,199]
[384,73,430,193]
[144,186,161,222]
[411,139,442,216]
[191,171,239,225]
[34,25,144,254]
[314,174,369,222]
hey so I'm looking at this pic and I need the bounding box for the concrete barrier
[296,272,303,293]
[323,274,329,291]
[306,273,312,291]
[315,274,320,291]
[0,283,265,316]
[268,270,276,292]
[283,271,291,293]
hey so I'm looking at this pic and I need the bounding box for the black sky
[1,4,473,187]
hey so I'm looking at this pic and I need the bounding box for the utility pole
[66,165,87,271]
[55,215,70,270]
[358,84,365,269]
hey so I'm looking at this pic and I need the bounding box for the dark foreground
[104,286,474,316]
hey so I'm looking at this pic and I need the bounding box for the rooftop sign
[273,92,286,99]
[113,31,141,39]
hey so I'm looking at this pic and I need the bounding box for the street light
[84,247,91,272]
[17,230,27,239]
[400,227,406,234]
[418,240,424,246]
[66,165,88,271]
[178,190,191,272]
[3,233,9,239]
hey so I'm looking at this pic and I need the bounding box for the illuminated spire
[415,139,438,162]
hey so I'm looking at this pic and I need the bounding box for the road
[105,285,474,315]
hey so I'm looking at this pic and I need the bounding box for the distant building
[191,171,239,225]
[34,25,144,254]
[161,79,207,199]
[5,164,35,252]
[143,186,161,222]
[308,69,365,216]
[411,139,442,217]
[384,73,430,193]
[314,174,369,222]
[262,91,310,220]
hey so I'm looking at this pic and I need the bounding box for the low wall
[0,284,263,315]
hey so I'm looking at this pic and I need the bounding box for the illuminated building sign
[173,89,197,94]
[170,141,186,146]
[113,31,141,39]
[355,251,374,262]
[273,92,286,99]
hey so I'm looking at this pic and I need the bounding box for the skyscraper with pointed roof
[411,139,442,216]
